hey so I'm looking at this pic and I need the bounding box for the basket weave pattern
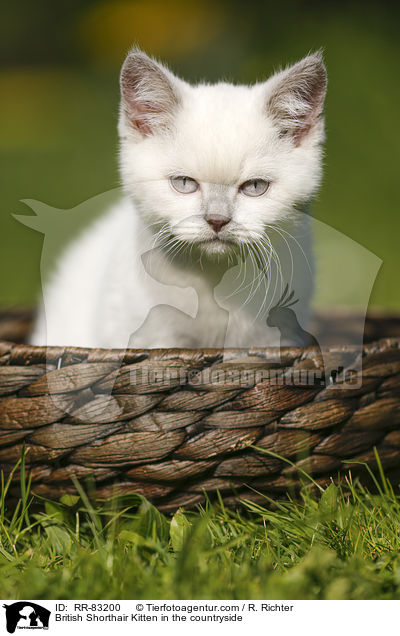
[0,310,400,511]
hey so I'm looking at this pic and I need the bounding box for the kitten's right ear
[120,48,182,137]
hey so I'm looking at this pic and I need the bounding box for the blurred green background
[1,0,399,308]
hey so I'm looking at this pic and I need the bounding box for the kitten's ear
[120,48,182,136]
[266,52,327,144]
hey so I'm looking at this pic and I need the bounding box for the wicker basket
[1,308,400,512]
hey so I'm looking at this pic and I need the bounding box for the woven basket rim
[1,340,400,365]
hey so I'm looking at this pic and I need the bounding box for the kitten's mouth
[196,236,237,253]
[194,236,238,258]
[162,229,239,257]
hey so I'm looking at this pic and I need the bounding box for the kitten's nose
[206,214,230,233]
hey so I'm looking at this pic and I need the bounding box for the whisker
[266,223,313,277]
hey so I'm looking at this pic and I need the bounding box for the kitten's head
[119,48,327,255]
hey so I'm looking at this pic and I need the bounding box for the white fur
[31,51,326,349]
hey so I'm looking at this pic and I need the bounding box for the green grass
[1,454,400,600]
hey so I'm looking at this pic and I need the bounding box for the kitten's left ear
[266,52,327,144]
[120,48,182,137]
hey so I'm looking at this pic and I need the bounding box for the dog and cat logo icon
[3,603,50,633]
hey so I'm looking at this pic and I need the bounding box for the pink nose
[206,215,230,233]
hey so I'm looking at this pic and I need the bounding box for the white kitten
[31,49,327,349]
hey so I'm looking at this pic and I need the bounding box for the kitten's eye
[170,176,199,194]
[239,178,270,197]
